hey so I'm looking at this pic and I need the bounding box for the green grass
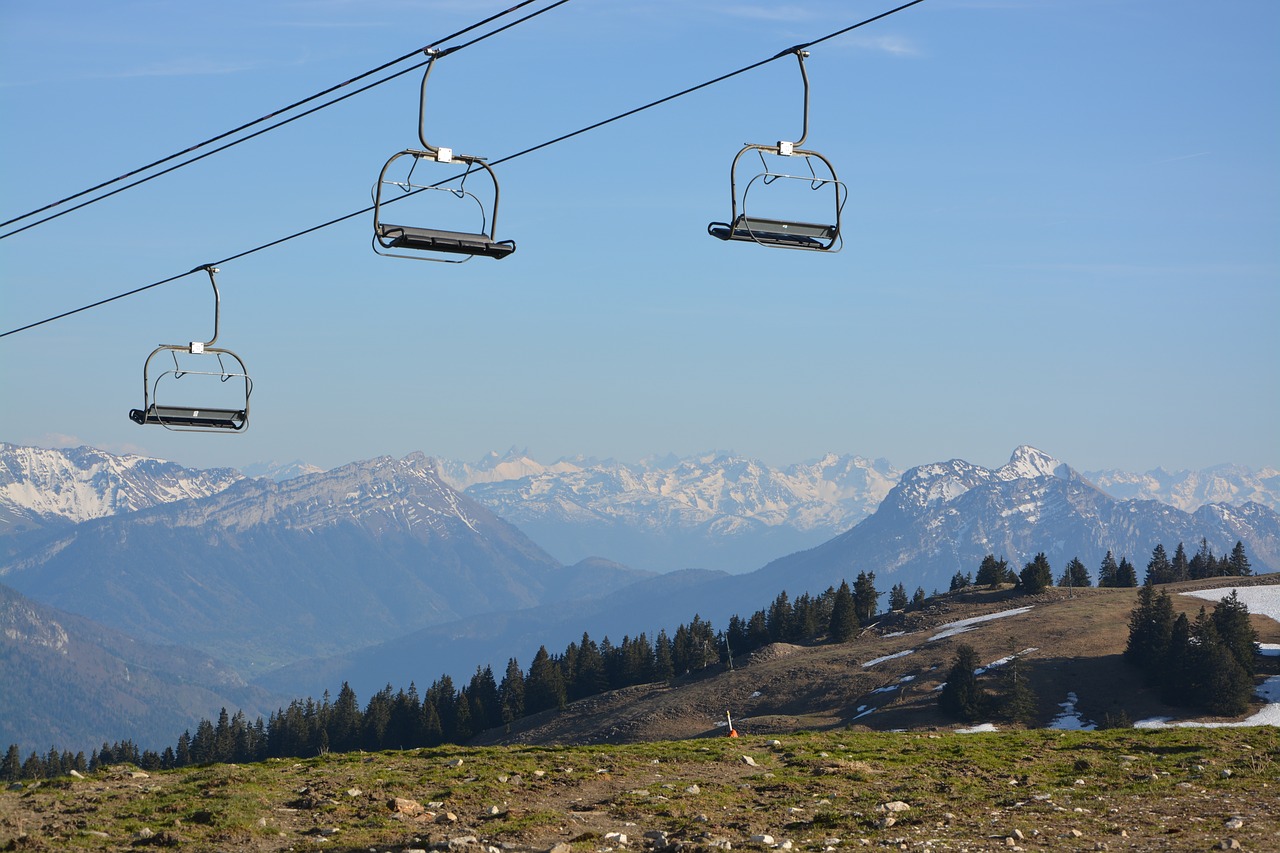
[2,728,1277,851]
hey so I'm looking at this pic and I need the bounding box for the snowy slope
[0,442,242,533]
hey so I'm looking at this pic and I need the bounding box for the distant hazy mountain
[262,446,1280,700]
[240,460,326,482]
[1084,464,1280,513]
[438,448,902,573]
[1,453,648,674]
[0,442,241,536]
[0,580,280,752]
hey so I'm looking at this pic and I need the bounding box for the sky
[1,0,1277,476]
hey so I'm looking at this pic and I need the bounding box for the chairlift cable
[0,0,929,341]
[0,0,568,238]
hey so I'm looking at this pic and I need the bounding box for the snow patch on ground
[862,649,914,668]
[1049,692,1095,731]
[955,723,999,733]
[928,607,1034,642]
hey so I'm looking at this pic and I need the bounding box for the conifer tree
[828,580,857,642]
[939,644,984,722]
[976,555,1011,588]
[524,646,566,714]
[889,582,909,612]
[1058,557,1091,589]
[498,658,525,725]
[1211,590,1258,678]
[1,744,20,782]
[1228,541,1252,577]
[1146,544,1172,585]
[1116,556,1138,587]
[1018,553,1053,595]
[654,629,675,682]
[1170,543,1190,583]
[911,587,927,609]
[1097,551,1119,587]
[1124,585,1174,678]
[853,571,879,623]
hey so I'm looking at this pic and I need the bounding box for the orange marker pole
[726,710,739,738]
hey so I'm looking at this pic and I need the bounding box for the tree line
[4,572,896,780]
[2,539,1257,780]
[948,539,1252,594]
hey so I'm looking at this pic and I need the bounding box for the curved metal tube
[791,49,811,149]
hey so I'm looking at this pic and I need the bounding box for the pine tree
[1058,557,1091,589]
[939,644,984,722]
[525,646,566,714]
[1228,541,1252,577]
[1189,609,1252,716]
[1170,543,1190,583]
[497,658,526,725]
[1211,590,1258,678]
[949,571,971,592]
[1124,585,1174,678]
[1116,556,1138,587]
[911,587,927,609]
[853,571,879,623]
[976,555,1011,588]
[1146,544,1172,585]
[828,580,857,642]
[889,582,909,612]
[654,629,675,682]
[1097,551,1119,588]
[766,592,792,641]
[1018,553,1053,595]
[1188,538,1215,580]
[1,744,20,782]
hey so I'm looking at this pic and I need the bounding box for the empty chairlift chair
[373,50,515,262]
[708,49,846,252]
[128,266,252,432]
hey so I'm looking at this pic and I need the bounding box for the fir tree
[1211,590,1258,678]
[1097,551,1119,588]
[828,580,857,642]
[976,555,1011,588]
[889,582,909,612]
[1170,543,1190,583]
[1018,553,1053,595]
[1058,557,1091,589]
[939,644,984,722]
[911,587,927,609]
[1228,541,1252,577]
[2,745,20,782]
[1124,585,1174,678]
[524,646,566,714]
[853,571,879,623]
[1116,556,1138,587]
[949,571,971,592]
[1146,544,1172,585]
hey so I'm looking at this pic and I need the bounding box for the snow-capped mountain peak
[998,445,1071,481]
[0,442,242,532]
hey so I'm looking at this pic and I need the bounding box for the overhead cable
[0,0,929,340]
[0,0,572,240]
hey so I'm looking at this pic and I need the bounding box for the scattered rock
[605,831,629,845]
[347,787,362,797]
[1224,817,1244,830]
[742,756,757,767]
[877,801,911,814]
[448,758,465,767]
[391,797,424,816]
[448,835,480,849]
[750,834,775,845]
[1218,841,1242,851]
[437,811,460,824]
[685,784,700,794]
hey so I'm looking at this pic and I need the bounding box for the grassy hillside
[2,727,1277,851]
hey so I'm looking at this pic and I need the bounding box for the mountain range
[1,441,1277,753]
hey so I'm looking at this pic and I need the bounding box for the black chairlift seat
[708,215,837,249]
[130,404,247,431]
[375,222,515,260]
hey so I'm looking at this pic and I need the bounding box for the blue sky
[1,0,1276,475]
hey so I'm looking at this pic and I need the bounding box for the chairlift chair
[128,266,252,432]
[373,50,515,262]
[708,49,846,252]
